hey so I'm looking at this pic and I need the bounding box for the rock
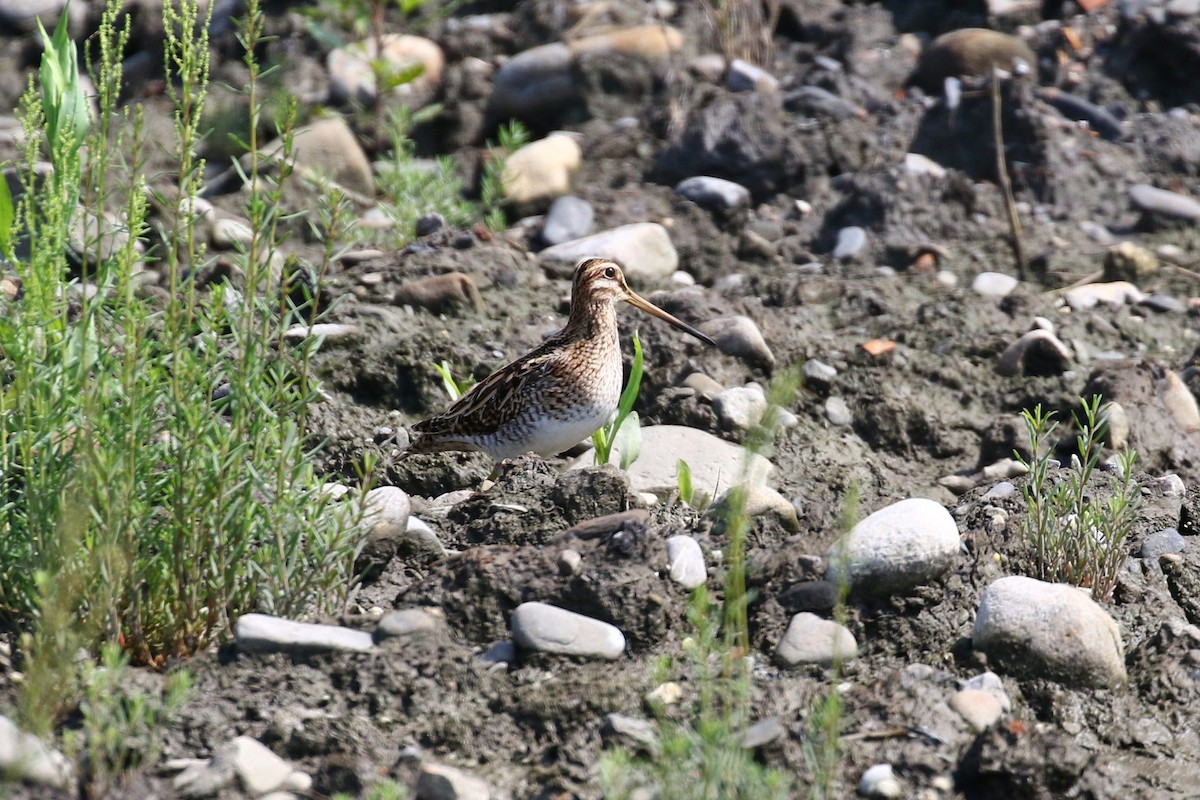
[904,152,947,178]
[739,717,786,748]
[698,315,775,368]
[1140,294,1186,313]
[1130,183,1200,222]
[996,329,1072,377]
[557,548,583,576]
[802,359,837,393]
[489,43,576,120]
[209,215,252,249]
[713,383,768,432]
[376,608,439,639]
[1101,401,1131,449]
[1142,528,1185,561]
[785,85,863,119]
[715,484,799,531]
[326,34,444,107]
[283,323,363,345]
[825,396,852,426]
[510,602,625,660]
[230,736,296,796]
[727,59,779,92]
[666,535,707,589]
[911,28,1036,92]
[674,176,751,211]
[0,0,79,31]
[961,670,1012,712]
[416,212,445,237]
[173,755,235,797]
[480,640,517,666]
[1104,241,1159,283]
[539,223,678,284]
[235,613,375,655]
[1160,474,1186,497]
[1064,281,1144,310]
[502,134,582,206]
[859,763,902,798]
[393,272,483,314]
[0,715,72,789]
[950,689,1003,732]
[972,271,1019,298]
[579,425,773,498]
[775,612,857,667]
[541,196,594,245]
[283,118,374,197]
[682,372,724,401]
[355,486,416,576]
[832,226,867,260]
[972,575,1126,688]
[826,498,960,596]
[603,714,658,749]
[416,762,490,800]
[570,25,683,58]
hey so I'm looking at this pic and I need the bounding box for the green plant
[1016,396,1139,601]
[432,359,475,402]
[334,779,410,800]
[480,119,529,232]
[593,331,643,469]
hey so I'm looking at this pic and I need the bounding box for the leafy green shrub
[1016,396,1140,601]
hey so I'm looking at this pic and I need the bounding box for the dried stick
[992,70,1027,281]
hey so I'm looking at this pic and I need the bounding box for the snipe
[406,257,716,471]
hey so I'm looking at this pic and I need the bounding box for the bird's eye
[604,267,616,279]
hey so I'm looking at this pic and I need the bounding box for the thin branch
[992,69,1027,281]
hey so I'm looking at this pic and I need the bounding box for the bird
[405,257,716,476]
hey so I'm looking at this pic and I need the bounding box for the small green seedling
[432,359,473,402]
[594,331,643,469]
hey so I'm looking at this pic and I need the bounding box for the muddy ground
[3,0,1200,797]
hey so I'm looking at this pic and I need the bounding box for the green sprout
[594,331,643,469]
[432,359,474,402]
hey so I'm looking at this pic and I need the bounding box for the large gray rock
[826,498,960,596]
[972,576,1126,688]
[510,602,625,660]
[539,223,678,284]
[235,613,375,655]
[775,613,857,667]
[0,715,72,789]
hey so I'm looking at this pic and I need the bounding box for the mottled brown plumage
[406,257,715,467]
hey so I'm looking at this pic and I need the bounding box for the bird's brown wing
[412,337,563,438]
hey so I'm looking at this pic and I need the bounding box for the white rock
[539,223,678,284]
[775,613,857,667]
[727,58,779,92]
[1160,474,1186,497]
[0,715,72,789]
[715,484,799,531]
[416,762,490,800]
[972,271,1019,298]
[904,152,947,178]
[363,485,412,538]
[972,575,1126,688]
[826,498,960,596]
[825,396,852,426]
[713,383,768,431]
[327,34,444,107]
[283,323,364,344]
[501,134,582,205]
[230,736,295,796]
[577,425,773,498]
[859,763,902,798]
[699,315,775,368]
[376,608,439,639]
[511,602,625,660]
[235,613,375,654]
[950,689,1003,731]
[666,535,706,589]
[1064,281,1144,310]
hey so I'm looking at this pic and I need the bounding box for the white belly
[500,403,616,460]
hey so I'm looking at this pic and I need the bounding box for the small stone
[1102,401,1130,449]
[716,484,800,531]
[904,152,947,178]
[674,176,751,211]
[283,323,363,344]
[540,223,678,284]
[1130,183,1200,222]
[393,273,482,314]
[1140,294,1186,313]
[284,118,374,197]
[541,196,594,245]
[666,535,707,589]
[1079,220,1115,245]
[775,612,857,667]
[209,216,252,249]
[996,329,1072,377]
[739,717,785,748]
[603,714,658,748]
[802,359,838,393]
[1160,474,1186,497]
[972,271,1019,298]
[1142,528,1185,561]
[647,681,683,705]
[568,25,684,59]
[480,640,516,666]
[416,762,490,800]
[713,383,768,431]
[1104,241,1159,282]
[1065,281,1145,310]
[511,602,625,660]
[825,396,853,427]
[832,226,867,260]
[950,689,1003,732]
[699,315,775,368]
[859,763,902,798]
[416,213,445,237]
[981,458,1027,480]
[939,474,976,495]
[912,28,1036,92]
[558,548,583,576]
[983,481,1016,500]
[502,134,582,205]
[489,43,574,120]
[826,498,961,596]
[376,609,439,639]
[327,34,444,107]
[727,58,779,92]
[972,575,1126,688]
[682,372,724,401]
[0,715,72,789]
[230,736,294,796]
[235,613,374,655]
[961,670,1012,712]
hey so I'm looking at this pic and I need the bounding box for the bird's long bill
[625,291,718,347]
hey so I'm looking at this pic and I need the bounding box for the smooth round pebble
[541,196,594,245]
[1142,528,1185,561]
[802,359,837,393]
[972,271,1019,298]
[699,316,775,368]
[1160,474,1186,497]
[713,383,768,431]
[1129,183,1200,221]
[825,396,852,427]
[540,223,678,284]
[511,602,625,660]
[666,535,707,589]
[859,763,902,798]
[775,612,857,667]
[982,481,1016,500]
[376,608,438,639]
[558,548,583,576]
[950,688,1003,732]
[832,226,867,260]
[972,575,1126,688]
[826,498,960,596]
[235,613,374,655]
[674,176,751,211]
[997,329,1072,377]
[728,58,779,92]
